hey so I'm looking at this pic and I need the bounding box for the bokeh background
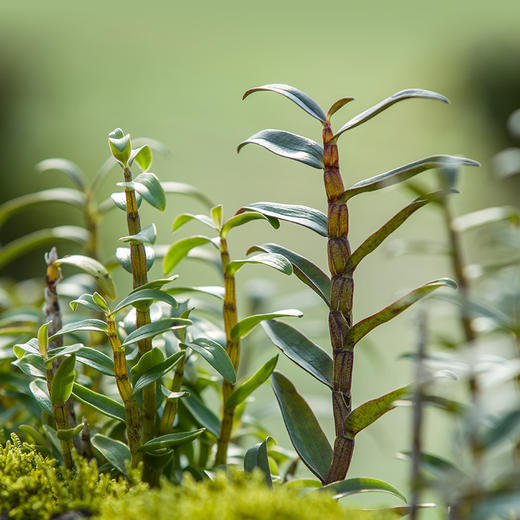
[1,0,520,511]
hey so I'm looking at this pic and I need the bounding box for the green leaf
[12,354,46,378]
[0,188,85,229]
[244,436,272,486]
[130,347,164,381]
[163,236,214,274]
[106,191,143,212]
[221,212,279,238]
[172,213,216,232]
[55,255,116,300]
[452,206,520,232]
[327,97,355,121]
[29,379,53,415]
[115,246,155,273]
[111,288,177,316]
[36,158,86,190]
[121,318,191,347]
[76,347,115,376]
[167,286,224,300]
[348,279,456,346]
[108,129,131,166]
[119,172,166,211]
[38,322,50,358]
[161,181,214,208]
[238,202,328,237]
[397,451,464,479]
[348,191,456,271]
[0,226,88,270]
[70,292,106,313]
[91,434,130,475]
[49,319,108,340]
[231,309,303,341]
[270,371,332,482]
[262,320,332,388]
[57,423,84,441]
[482,408,520,450]
[119,223,157,245]
[226,253,293,276]
[345,386,409,437]
[46,343,83,366]
[13,338,40,358]
[319,477,407,502]
[238,129,323,169]
[182,393,221,437]
[72,383,126,422]
[340,156,479,202]
[181,338,236,383]
[243,83,327,123]
[50,354,76,405]
[130,144,152,170]
[333,88,449,141]
[138,428,205,453]
[129,276,179,292]
[211,205,223,228]
[132,351,185,395]
[226,355,278,409]
[248,243,330,305]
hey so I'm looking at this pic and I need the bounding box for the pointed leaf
[129,276,178,292]
[172,213,216,232]
[131,347,164,381]
[132,351,185,395]
[237,202,328,237]
[238,129,324,169]
[333,89,449,141]
[49,319,108,340]
[36,158,86,190]
[55,255,116,300]
[327,97,355,121]
[121,318,191,347]
[226,253,293,276]
[231,309,303,341]
[345,386,409,437]
[30,379,53,415]
[38,322,50,357]
[50,354,76,404]
[348,279,456,346]
[106,191,143,212]
[243,84,326,123]
[12,354,46,378]
[76,347,115,376]
[161,181,214,208]
[163,236,214,274]
[111,288,177,316]
[116,246,155,273]
[138,428,205,453]
[91,434,130,475]
[181,338,236,383]
[319,477,406,502]
[72,383,126,422]
[248,243,330,305]
[340,156,479,202]
[167,286,224,300]
[119,172,166,211]
[221,212,279,238]
[119,223,157,245]
[211,205,223,228]
[262,320,332,388]
[270,371,332,482]
[244,436,272,486]
[130,144,152,170]
[226,355,278,409]
[182,392,221,437]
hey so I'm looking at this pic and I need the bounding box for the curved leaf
[221,212,279,238]
[76,347,115,376]
[50,354,76,404]
[243,84,326,123]
[333,88,449,141]
[248,243,330,305]
[319,477,406,502]
[119,172,166,211]
[30,379,53,415]
[132,351,185,395]
[237,202,328,237]
[70,293,105,313]
[244,436,272,486]
[129,276,179,292]
[119,223,157,245]
[262,320,332,388]
[270,371,332,482]
[347,279,456,346]
[36,158,86,190]
[100,191,142,213]
[121,318,191,347]
[111,288,177,316]
[163,236,214,274]
[452,206,520,232]
[172,213,216,232]
[226,253,293,276]
[50,319,108,340]
[138,428,205,453]
[161,182,214,208]
[167,286,224,300]
[182,393,221,437]
[115,246,155,274]
[231,309,303,341]
[397,450,464,479]
[12,354,46,378]
[72,383,126,422]
[340,156,479,202]
[130,144,152,170]
[238,129,324,169]
[482,408,520,450]
[91,434,130,475]
[181,338,236,383]
[327,97,355,121]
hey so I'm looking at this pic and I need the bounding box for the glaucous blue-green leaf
[69,291,103,312]
[345,385,409,437]
[108,128,131,165]
[138,428,205,453]
[226,355,278,409]
[262,320,332,388]
[50,354,76,405]
[238,129,324,169]
[36,158,86,190]
[129,144,152,170]
[54,255,116,300]
[181,338,236,383]
[482,408,520,450]
[221,212,279,238]
[115,246,155,274]
[119,223,157,245]
[12,354,46,378]
[130,347,164,381]
[244,436,272,486]
[46,343,83,367]
[105,191,142,213]
[49,319,108,340]
[111,288,177,316]
[248,243,330,305]
[172,213,216,232]
[348,191,456,272]
[167,285,224,300]
[340,156,479,202]
[91,434,130,475]
[238,202,328,237]
[270,371,332,482]
[161,181,214,208]
[129,276,178,292]
[119,172,166,211]
[319,477,406,502]
[72,383,126,422]
[327,97,355,121]
[163,236,215,274]
[13,338,40,359]
[243,84,327,123]
[397,450,465,479]
[452,206,520,232]
[226,253,293,277]
[57,423,84,441]
[75,347,115,376]
[333,89,449,141]
[182,393,221,437]
[30,379,53,415]
[231,309,303,341]
[0,189,85,229]
[132,351,185,395]
[348,279,456,346]
[0,226,88,271]
[121,318,191,347]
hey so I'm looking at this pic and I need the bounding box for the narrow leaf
[167,286,224,300]
[119,223,157,245]
[119,172,166,211]
[452,206,520,232]
[161,181,214,208]
[30,379,53,415]
[36,158,86,190]
[129,276,178,292]
[76,347,115,376]
[138,428,205,453]
[105,191,142,213]
[181,338,236,383]
[132,351,185,395]
[172,213,216,232]
[238,129,324,169]
[50,354,76,404]
[270,371,332,482]
[49,319,108,340]
[231,309,303,341]
[130,144,152,170]
[182,393,221,437]
[221,212,279,238]
[163,236,214,274]
[115,246,155,274]
[72,383,126,422]
[111,289,177,316]
[226,253,293,276]
[12,354,46,378]
[320,477,406,502]
[91,434,130,475]
[57,423,84,441]
[121,318,191,347]
[327,97,355,121]
[244,436,272,486]
[397,451,464,479]
[482,408,520,450]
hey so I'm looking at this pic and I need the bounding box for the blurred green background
[1,0,520,510]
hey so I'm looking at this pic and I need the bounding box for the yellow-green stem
[53,402,74,470]
[159,348,187,435]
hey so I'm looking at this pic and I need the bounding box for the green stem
[53,402,74,470]
[159,347,187,435]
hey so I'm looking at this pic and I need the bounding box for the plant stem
[53,402,74,470]
[159,347,186,435]
[215,236,239,466]
[322,124,355,484]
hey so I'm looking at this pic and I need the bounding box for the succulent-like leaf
[91,434,130,475]
[221,212,279,238]
[348,279,456,346]
[46,344,83,366]
[181,338,236,383]
[131,351,185,395]
[340,156,479,202]
[231,309,303,341]
[108,129,131,166]
[119,223,157,245]
[130,144,152,170]
[121,318,191,347]
[319,477,406,502]
[238,129,324,169]
[56,423,84,441]
[72,383,126,422]
[248,243,330,305]
[182,393,221,437]
[163,236,215,274]
[37,322,50,357]
[116,246,155,273]
[104,191,143,213]
[244,436,272,486]
[226,355,278,409]
[270,371,332,482]
[243,83,327,123]
[172,213,216,232]
[161,181,214,208]
[36,158,86,190]
[333,89,449,141]
[237,202,328,237]
[49,319,108,340]
[12,354,46,378]
[50,354,76,405]
[226,253,293,276]
[138,428,205,453]
[262,320,332,388]
[452,206,520,232]
[119,172,166,211]
[29,379,53,415]
[111,288,177,316]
